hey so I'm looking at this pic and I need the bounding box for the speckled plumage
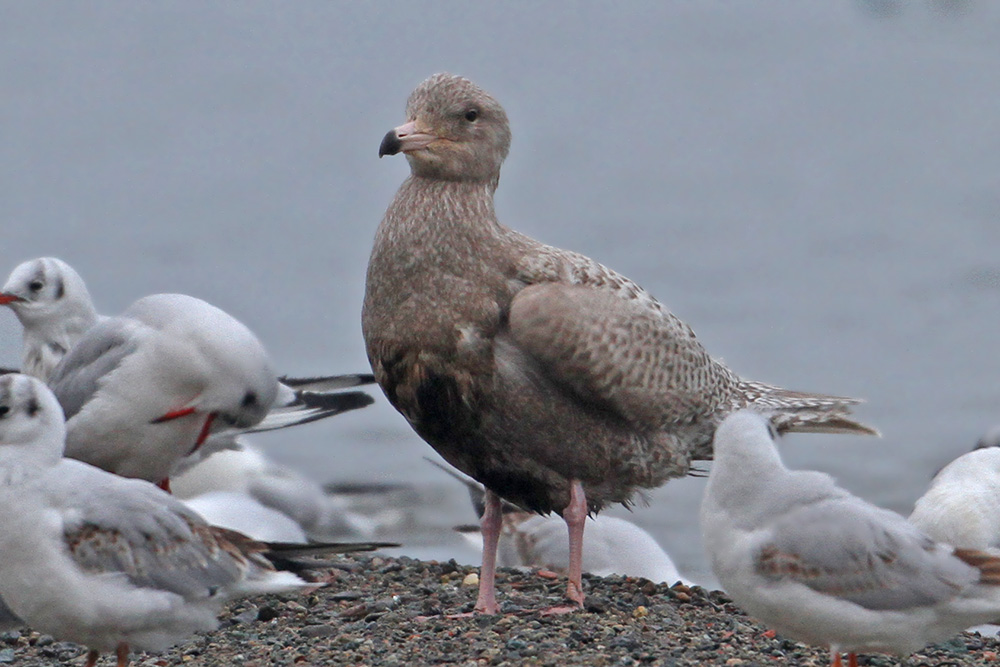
[364,73,875,518]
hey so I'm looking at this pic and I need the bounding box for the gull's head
[0,257,97,328]
[713,409,781,459]
[379,73,511,187]
[0,373,66,455]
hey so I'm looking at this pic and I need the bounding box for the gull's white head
[712,410,780,459]
[126,294,280,430]
[0,374,66,464]
[0,257,98,329]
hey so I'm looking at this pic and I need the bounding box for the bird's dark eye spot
[25,399,40,417]
[0,405,8,419]
[464,109,479,122]
[241,392,257,408]
[28,281,43,292]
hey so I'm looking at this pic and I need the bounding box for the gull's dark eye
[464,109,479,122]
[28,281,43,292]
[241,391,257,408]
[25,399,40,417]
[0,405,9,419]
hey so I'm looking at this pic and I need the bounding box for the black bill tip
[378,130,402,158]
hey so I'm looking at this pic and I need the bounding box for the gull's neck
[0,436,63,488]
[381,176,507,245]
[19,307,100,381]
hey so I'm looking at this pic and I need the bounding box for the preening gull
[0,373,390,666]
[0,257,376,485]
[701,410,1000,666]
[364,72,876,613]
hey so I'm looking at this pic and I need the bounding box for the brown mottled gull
[363,73,877,614]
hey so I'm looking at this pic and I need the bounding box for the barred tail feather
[738,381,880,437]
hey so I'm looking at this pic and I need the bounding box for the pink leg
[847,654,858,667]
[116,643,130,667]
[473,489,502,614]
[830,649,842,667]
[85,649,100,667]
[563,480,587,607]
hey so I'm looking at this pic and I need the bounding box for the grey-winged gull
[0,259,375,490]
[0,258,375,427]
[702,410,1000,666]
[363,73,876,613]
[0,373,391,667]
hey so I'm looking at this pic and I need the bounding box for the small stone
[35,635,55,647]
[257,605,281,622]
[0,649,14,664]
[301,624,336,638]
[632,605,648,619]
[462,572,480,587]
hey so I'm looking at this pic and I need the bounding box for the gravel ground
[3,555,999,666]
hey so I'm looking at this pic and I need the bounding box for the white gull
[0,373,388,666]
[701,410,1000,667]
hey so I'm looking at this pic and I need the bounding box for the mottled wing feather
[756,497,976,611]
[508,282,739,429]
[47,317,143,420]
[52,461,248,598]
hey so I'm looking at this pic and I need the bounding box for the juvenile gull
[364,73,876,613]
[0,257,376,446]
[0,373,390,666]
[701,410,1000,666]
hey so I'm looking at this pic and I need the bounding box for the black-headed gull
[0,373,389,666]
[0,257,376,485]
[702,410,1000,666]
[364,72,877,614]
[0,257,99,381]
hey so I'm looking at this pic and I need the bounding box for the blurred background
[1,0,998,585]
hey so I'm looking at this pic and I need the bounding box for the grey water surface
[1,1,999,586]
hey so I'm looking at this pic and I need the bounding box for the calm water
[1,1,999,585]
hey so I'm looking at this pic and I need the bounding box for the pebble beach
[4,555,999,667]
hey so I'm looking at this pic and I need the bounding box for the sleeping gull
[910,443,1000,550]
[701,410,1000,666]
[0,373,391,666]
[364,72,876,613]
[0,257,376,458]
[172,443,380,540]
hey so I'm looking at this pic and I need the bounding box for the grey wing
[47,317,143,419]
[507,281,740,429]
[49,461,249,598]
[756,497,977,611]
